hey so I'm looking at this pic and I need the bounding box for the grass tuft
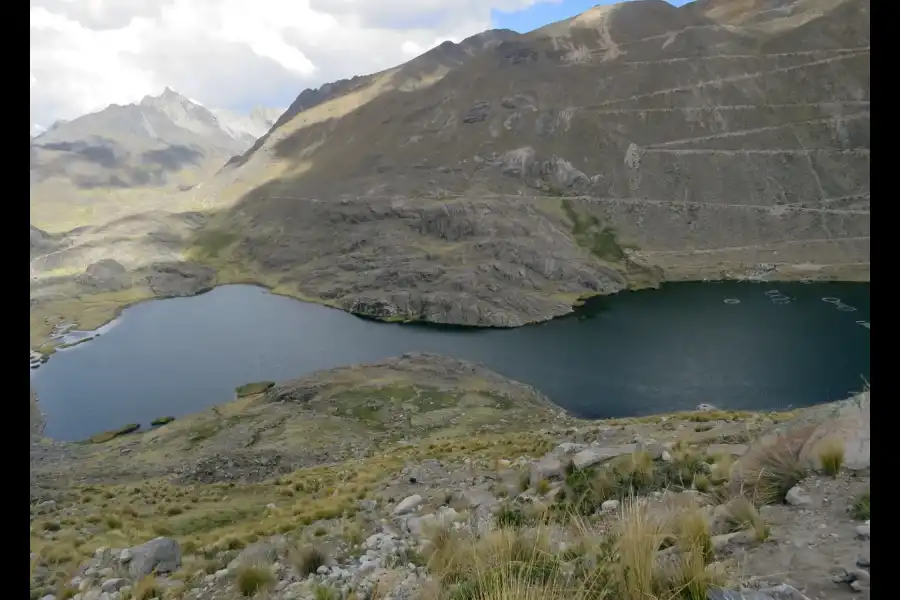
[817,437,845,477]
[132,576,164,600]
[736,434,808,505]
[614,498,673,600]
[851,489,870,521]
[724,496,770,541]
[536,478,551,495]
[693,473,710,493]
[292,545,328,577]
[235,563,275,597]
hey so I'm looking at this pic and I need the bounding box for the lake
[31,281,870,441]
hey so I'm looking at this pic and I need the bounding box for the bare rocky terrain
[29,354,870,600]
[29,0,870,341]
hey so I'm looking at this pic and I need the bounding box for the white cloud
[29,0,553,132]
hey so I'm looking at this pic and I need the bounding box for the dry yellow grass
[723,497,770,541]
[235,563,275,597]
[733,433,808,506]
[816,436,846,477]
[132,575,164,600]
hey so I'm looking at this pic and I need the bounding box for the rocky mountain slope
[29,354,871,600]
[187,0,869,326]
[29,88,282,231]
[28,0,870,341]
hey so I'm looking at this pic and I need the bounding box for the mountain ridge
[29,87,284,229]
[28,0,869,340]
[195,0,868,326]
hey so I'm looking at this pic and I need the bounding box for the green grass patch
[235,381,275,397]
[331,385,460,424]
[37,343,58,356]
[851,489,870,521]
[561,198,627,263]
[191,229,239,259]
[151,416,176,427]
[88,423,140,444]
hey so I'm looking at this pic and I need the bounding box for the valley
[29,1,871,599]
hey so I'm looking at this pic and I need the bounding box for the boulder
[529,455,564,487]
[393,494,424,515]
[571,444,637,470]
[127,537,181,577]
[785,486,812,507]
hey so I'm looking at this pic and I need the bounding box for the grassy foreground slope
[30,354,870,600]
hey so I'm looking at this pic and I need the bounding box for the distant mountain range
[30,88,283,192]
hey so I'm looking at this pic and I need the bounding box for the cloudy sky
[30,0,687,134]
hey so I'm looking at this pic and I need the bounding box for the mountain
[29,0,869,334]
[211,106,284,149]
[187,0,867,327]
[29,89,283,229]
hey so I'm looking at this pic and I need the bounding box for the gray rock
[462,101,491,124]
[758,584,813,600]
[93,547,111,562]
[553,442,587,456]
[143,262,215,298]
[601,499,620,512]
[642,443,667,460]
[407,507,460,536]
[358,499,377,512]
[529,455,564,487]
[100,579,125,593]
[711,530,754,551]
[456,487,498,510]
[127,537,181,577]
[571,445,637,470]
[118,549,133,563]
[705,444,749,457]
[393,494,424,515]
[40,595,57,600]
[76,260,129,292]
[855,524,870,540]
[707,588,776,600]
[785,486,812,507]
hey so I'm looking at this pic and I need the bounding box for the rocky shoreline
[29,256,870,353]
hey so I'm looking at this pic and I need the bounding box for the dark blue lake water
[31,281,870,441]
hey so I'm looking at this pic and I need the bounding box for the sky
[30,0,689,135]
